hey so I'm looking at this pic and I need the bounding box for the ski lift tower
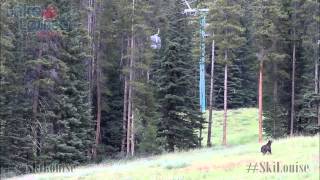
[183,0,209,113]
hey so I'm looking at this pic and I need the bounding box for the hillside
[9,108,319,180]
[11,136,319,180]
[201,108,260,146]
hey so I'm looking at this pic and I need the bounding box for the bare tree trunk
[121,76,128,153]
[290,43,296,136]
[315,55,319,126]
[121,37,130,154]
[126,35,134,156]
[222,51,227,146]
[126,111,131,156]
[273,63,278,137]
[126,70,132,156]
[127,35,135,156]
[126,0,135,157]
[258,60,263,143]
[90,0,100,160]
[207,40,215,147]
[130,103,135,156]
[290,3,297,136]
[32,72,40,158]
[93,65,101,159]
[91,1,96,89]
[32,46,43,158]
[87,0,95,105]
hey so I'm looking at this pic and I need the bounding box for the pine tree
[295,0,319,134]
[31,0,94,164]
[251,0,288,139]
[0,1,35,173]
[155,1,204,152]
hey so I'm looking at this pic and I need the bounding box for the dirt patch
[181,159,255,172]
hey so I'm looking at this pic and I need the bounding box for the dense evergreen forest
[0,0,319,175]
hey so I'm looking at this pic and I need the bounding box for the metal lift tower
[183,0,209,113]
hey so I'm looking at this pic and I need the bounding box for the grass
[8,108,320,180]
[201,108,261,146]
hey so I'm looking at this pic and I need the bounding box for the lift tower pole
[199,13,206,112]
[183,0,208,112]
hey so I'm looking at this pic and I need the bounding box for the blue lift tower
[183,0,209,113]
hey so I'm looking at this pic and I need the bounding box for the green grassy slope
[201,108,261,146]
[9,108,320,180]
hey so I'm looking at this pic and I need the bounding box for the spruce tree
[155,1,204,152]
[44,0,94,164]
[294,0,319,134]
[250,0,288,138]
[0,0,36,173]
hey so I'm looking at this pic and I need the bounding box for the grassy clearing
[8,108,320,180]
[201,108,261,146]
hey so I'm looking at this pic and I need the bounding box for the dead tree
[207,39,215,147]
[222,50,228,146]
